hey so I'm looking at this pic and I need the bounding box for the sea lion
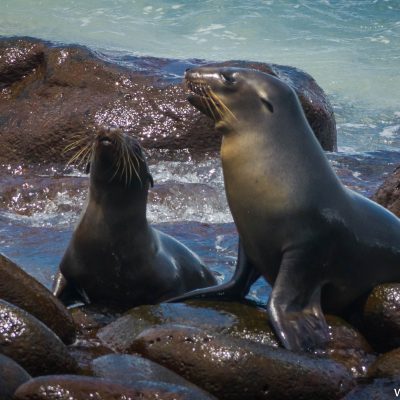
[53,127,216,307]
[167,67,400,352]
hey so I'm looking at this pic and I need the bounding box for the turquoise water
[1,0,400,151]
[1,1,400,301]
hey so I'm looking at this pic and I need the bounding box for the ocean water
[1,0,399,302]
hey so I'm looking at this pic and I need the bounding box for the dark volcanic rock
[92,353,199,387]
[341,378,400,400]
[0,253,76,344]
[14,375,217,400]
[97,302,373,378]
[0,37,336,165]
[0,41,44,87]
[361,283,400,352]
[130,324,354,400]
[373,165,400,218]
[92,354,216,399]
[0,354,31,400]
[0,299,78,376]
[368,348,400,379]
[324,315,375,378]
[97,301,280,352]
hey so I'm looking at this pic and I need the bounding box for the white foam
[380,125,400,138]
[196,24,225,33]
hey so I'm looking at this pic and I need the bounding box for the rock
[361,283,400,352]
[0,299,78,376]
[0,41,44,87]
[373,165,400,218]
[0,354,31,400]
[92,354,209,393]
[0,253,76,344]
[324,315,375,378]
[97,301,280,352]
[341,378,400,399]
[0,37,336,165]
[130,324,354,400]
[368,348,400,379]
[14,375,217,400]
[68,340,113,376]
[97,301,373,378]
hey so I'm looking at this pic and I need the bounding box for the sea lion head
[88,127,153,190]
[185,67,300,134]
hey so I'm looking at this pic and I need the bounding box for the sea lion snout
[185,67,239,89]
[98,135,114,146]
[96,127,120,147]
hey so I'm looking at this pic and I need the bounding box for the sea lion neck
[88,181,149,224]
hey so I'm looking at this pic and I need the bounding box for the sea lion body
[168,67,400,351]
[53,128,216,307]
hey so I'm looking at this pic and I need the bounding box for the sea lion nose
[98,135,113,146]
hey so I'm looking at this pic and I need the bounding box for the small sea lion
[53,127,216,307]
[167,67,400,352]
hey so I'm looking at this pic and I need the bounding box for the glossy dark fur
[53,127,216,308]
[167,67,400,352]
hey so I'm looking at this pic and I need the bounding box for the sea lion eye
[261,97,274,113]
[220,72,236,85]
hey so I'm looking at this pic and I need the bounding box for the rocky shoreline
[0,36,337,166]
[1,36,400,399]
[2,252,400,399]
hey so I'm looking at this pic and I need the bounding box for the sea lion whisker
[76,144,94,168]
[119,141,129,185]
[210,89,238,121]
[122,141,133,186]
[130,152,142,186]
[63,137,90,153]
[209,89,232,117]
[125,141,142,186]
[199,85,221,121]
[110,140,124,183]
[203,85,222,113]
[68,149,91,170]
[66,143,92,167]
[81,150,93,172]
[206,89,224,120]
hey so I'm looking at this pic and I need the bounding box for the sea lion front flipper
[267,249,329,352]
[166,239,260,302]
[52,270,90,307]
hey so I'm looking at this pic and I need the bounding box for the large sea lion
[168,67,400,352]
[53,127,216,307]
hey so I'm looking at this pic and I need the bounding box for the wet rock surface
[0,253,76,344]
[97,301,280,352]
[341,378,400,399]
[130,324,354,400]
[0,354,31,400]
[324,315,375,378]
[97,301,374,378]
[360,283,400,352]
[92,354,216,399]
[0,41,44,87]
[92,353,200,388]
[373,165,400,218]
[0,299,78,376]
[14,375,217,400]
[0,37,337,165]
[368,348,400,379]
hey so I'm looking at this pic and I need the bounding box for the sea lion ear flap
[85,162,91,174]
[260,97,274,113]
